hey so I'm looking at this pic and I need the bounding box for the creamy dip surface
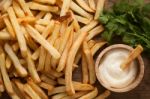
[99,48,137,88]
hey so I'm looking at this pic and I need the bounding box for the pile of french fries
[0,0,110,99]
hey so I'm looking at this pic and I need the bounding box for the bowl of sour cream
[95,44,144,92]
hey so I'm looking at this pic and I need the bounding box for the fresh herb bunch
[99,0,150,55]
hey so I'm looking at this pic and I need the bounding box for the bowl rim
[95,44,145,92]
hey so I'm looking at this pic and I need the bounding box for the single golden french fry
[17,0,33,16]
[27,79,48,99]
[39,82,54,92]
[70,1,93,19]
[48,86,66,96]
[91,41,107,56]
[62,91,89,99]
[36,19,51,26]
[42,73,56,80]
[28,2,58,13]
[7,7,27,58]
[6,55,12,70]
[13,79,31,99]
[65,31,88,95]
[75,15,92,24]
[82,52,89,84]
[0,53,20,99]
[4,43,27,77]
[43,13,52,20]
[87,25,104,41]
[12,1,25,18]
[25,24,60,59]
[74,49,82,64]
[57,78,94,91]
[88,0,96,11]
[31,48,40,60]
[37,47,47,71]
[51,38,61,69]
[23,84,41,99]
[95,90,111,99]
[0,0,12,12]
[83,41,96,84]
[59,23,73,54]
[52,93,68,99]
[0,31,11,40]
[26,52,41,83]
[76,0,94,13]
[3,16,15,38]
[79,88,98,99]
[60,0,72,16]
[33,0,56,5]
[40,74,57,86]
[42,20,55,38]
[36,11,46,19]
[18,16,37,24]
[88,40,96,49]
[56,31,73,72]
[44,53,51,73]
[34,24,46,33]
[94,0,105,20]
[121,45,143,70]
[0,71,4,92]
[49,69,63,78]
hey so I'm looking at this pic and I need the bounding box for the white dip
[99,48,137,88]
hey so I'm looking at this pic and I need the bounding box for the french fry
[88,0,96,11]
[37,47,46,71]
[42,20,55,38]
[56,31,73,72]
[87,25,104,41]
[33,0,56,5]
[0,53,20,99]
[28,2,59,13]
[42,73,56,80]
[0,15,5,30]
[91,41,107,56]
[43,13,52,20]
[95,90,111,99]
[51,38,61,69]
[34,24,46,34]
[18,16,37,24]
[48,86,66,96]
[83,41,96,84]
[70,1,93,19]
[24,84,41,99]
[5,56,12,70]
[44,53,51,73]
[79,88,98,99]
[4,43,27,77]
[0,31,11,40]
[65,30,87,95]
[39,82,54,92]
[62,91,89,99]
[121,45,143,70]
[25,24,60,59]
[0,71,4,92]
[60,0,72,16]
[41,74,57,86]
[49,69,63,78]
[59,23,73,54]
[57,78,94,91]
[36,19,51,26]
[12,1,25,18]
[27,79,48,99]
[75,15,92,24]
[7,7,27,58]
[94,0,105,20]
[88,40,96,48]
[76,0,94,13]
[70,12,80,32]
[52,93,68,99]
[31,48,40,60]
[17,0,33,16]
[82,52,89,84]
[0,0,12,12]
[3,16,15,38]
[36,11,46,19]
[27,52,41,83]
[13,79,31,99]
